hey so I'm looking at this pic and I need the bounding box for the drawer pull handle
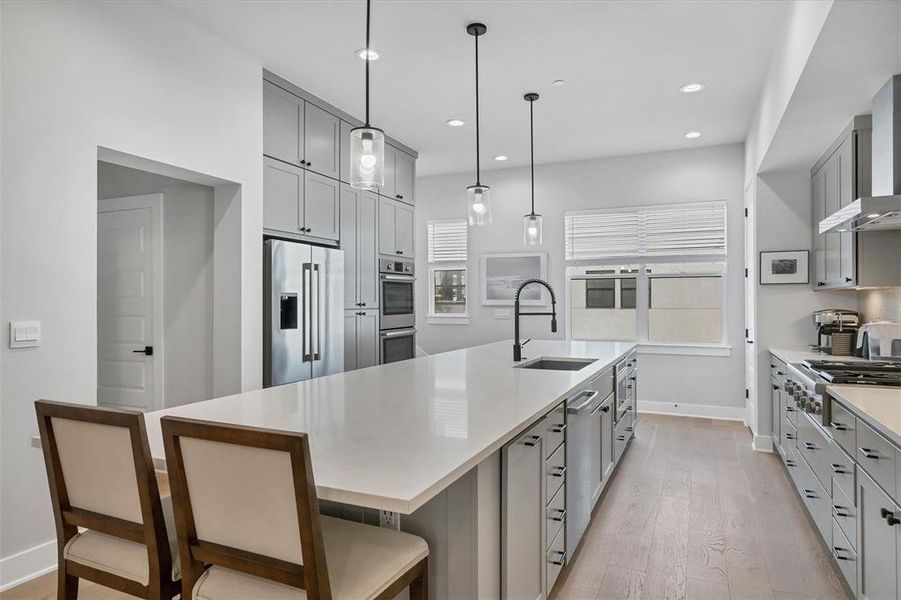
[550,466,566,478]
[803,490,817,499]
[785,406,795,412]
[551,424,567,434]
[549,508,566,522]
[548,550,566,566]
[859,447,880,460]
[522,435,542,447]
[832,547,853,561]
[881,508,901,526]
[830,422,848,431]
[785,459,796,467]
[616,435,626,441]
[833,506,851,518]
[829,463,848,474]
[803,442,817,450]
[785,433,796,440]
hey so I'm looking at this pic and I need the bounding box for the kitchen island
[144,339,638,599]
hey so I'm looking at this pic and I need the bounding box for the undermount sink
[515,357,597,371]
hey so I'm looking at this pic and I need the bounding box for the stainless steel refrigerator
[264,239,343,387]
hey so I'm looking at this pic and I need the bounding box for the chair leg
[409,558,428,600]
[57,565,78,600]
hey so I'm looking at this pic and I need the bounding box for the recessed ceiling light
[680,82,706,93]
[446,119,465,127]
[552,79,567,87]
[866,213,881,218]
[356,47,380,61]
[494,155,508,161]
[685,131,702,139]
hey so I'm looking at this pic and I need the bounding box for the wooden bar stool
[160,416,429,600]
[34,400,180,600]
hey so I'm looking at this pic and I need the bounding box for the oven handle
[380,328,417,338]
[380,274,416,282]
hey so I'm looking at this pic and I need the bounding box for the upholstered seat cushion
[63,495,180,585]
[192,516,428,600]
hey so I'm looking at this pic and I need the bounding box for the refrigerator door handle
[313,263,321,361]
[302,263,312,362]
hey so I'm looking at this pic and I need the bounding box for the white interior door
[97,194,163,411]
[744,181,757,435]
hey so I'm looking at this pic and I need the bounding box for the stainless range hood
[820,75,901,234]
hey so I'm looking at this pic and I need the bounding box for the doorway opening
[96,154,241,410]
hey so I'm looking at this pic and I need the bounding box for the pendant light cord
[529,98,535,215]
[474,31,481,186]
[364,0,371,127]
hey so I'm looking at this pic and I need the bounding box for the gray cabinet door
[356,310,379,369]
[340,186,359,308]
[812,168,827,288]
[358,192,379,308]
[378,197,397,256]
[395,201,414,257]
[600,398,614,484]
[343,311,358,371]
[395,150,415,204]
[824,154,841,285]
[339,120,353,184]
[382,145,398,198]
[263,81,303,166]
[502,422,545,600]
[837,138,856,285]
[264,157,302,234]
[304,172,340,242]
[771,382,781,452]
[857,470,899,600]
[304,102,340,180]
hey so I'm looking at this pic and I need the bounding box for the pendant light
[523,93,542,245]
[466,23,491,226]
[349,0,385,190]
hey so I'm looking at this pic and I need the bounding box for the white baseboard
[752,434,774,453]
[637,400,745,422]
[0,539,56,592]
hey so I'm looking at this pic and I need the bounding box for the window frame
[426,219,470,325]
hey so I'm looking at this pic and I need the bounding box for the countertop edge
[827,385,901,449]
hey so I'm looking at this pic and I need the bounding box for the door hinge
[745,388,749,399]
[744,208,748,217]
[744,268,748,278]
[745,328,748,339]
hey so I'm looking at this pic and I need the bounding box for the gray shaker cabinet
[378,197,414,257]
[343,309,379,371]
[340,185,379,309]
[264,80,303,166]
[394,149,416,204]
[303,102,341,180]
[263,157,302,233]
[857,469,900,600]
[303,172,340,242]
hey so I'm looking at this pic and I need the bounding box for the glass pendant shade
[467,185,492,226]
[523,213,543,245]
[349,126,385,190]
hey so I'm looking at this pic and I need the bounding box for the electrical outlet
[379,510,400,530]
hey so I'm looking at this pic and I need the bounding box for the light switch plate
[493,309,512,319]
[9,320,40,348]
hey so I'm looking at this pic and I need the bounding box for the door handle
[302,263,312,362]
[313,264,321,361]
[549,508,566,522]
[522,434,542,447]
[549,466,566,478]
[567,390,599,414]
[132,346,153,356]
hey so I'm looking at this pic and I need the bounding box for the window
[427,219,469,322]
[564,201,728,348]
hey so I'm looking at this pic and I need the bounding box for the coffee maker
[811,309,860,355]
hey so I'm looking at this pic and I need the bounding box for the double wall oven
[379,257,416,364]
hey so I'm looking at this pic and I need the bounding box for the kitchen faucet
[513,278,557,361]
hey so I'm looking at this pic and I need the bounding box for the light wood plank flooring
[556,413,852,600]
[1,415,850,600]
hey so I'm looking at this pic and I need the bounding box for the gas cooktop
[802,359,901,386]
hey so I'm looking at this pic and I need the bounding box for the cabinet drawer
[782,414,797,449]
[798,413,831,491]
[614,415,630,465]
[546,483,565,549]
[831,479,857,551]
[784,443,804,491]
[856,419,897,497]
[546,443,566,502]
[799,457,832,542]
[544,403,566,459]
[782,389,798,427]
[830,517,857,592]
[829,400,857,457]
[829,441,856,508]
[546,523,566,595]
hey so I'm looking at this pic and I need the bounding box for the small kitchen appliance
[856,321,901,360]
[810,309,859,355]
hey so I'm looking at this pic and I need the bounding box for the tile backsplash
[858,287,901,323]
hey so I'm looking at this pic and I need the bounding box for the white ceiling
[162,0,788,177]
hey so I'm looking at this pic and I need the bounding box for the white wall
[415,144,746,416]
[98,163,215,408]
[0,1,263,586]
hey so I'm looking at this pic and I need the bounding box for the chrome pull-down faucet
[513,278,557,361]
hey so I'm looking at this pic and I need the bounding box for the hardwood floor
[556,413,852,600]
[1,415,850,600]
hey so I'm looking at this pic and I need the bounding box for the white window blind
[565,201,727,260]
[427,219,468,262]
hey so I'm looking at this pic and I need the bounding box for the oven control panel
[379,258,414,275]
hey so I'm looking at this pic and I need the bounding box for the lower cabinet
[343,310,378,371]
[857,469,900,600]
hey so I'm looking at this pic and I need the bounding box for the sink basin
[516,357,596,371]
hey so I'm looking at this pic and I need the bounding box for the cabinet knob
[845,277,852,283]
[817,282,825,287]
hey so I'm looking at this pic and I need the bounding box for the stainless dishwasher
[566,367,615,559]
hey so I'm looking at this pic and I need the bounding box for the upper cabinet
[379,197,414,257]
[381,145,415,205]
[303,103,340,180]
[264,157,339,243]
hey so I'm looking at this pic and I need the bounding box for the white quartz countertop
[827,385,901,448]
[144,340,635,514]
[769,347,868,365]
